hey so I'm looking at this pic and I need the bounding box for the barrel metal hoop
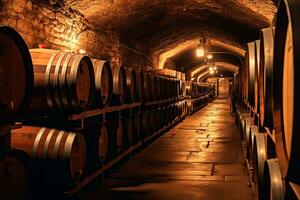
[64,132,76,160]
[54,52,70,109]
[60,53,74,109]
[53,130,65,159]
[45,51,60,108]
[69,55,82,109]
[43,128,56,159]
[32,127,46,158]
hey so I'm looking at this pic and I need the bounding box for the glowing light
[214,66,217,70]
[209,66,213,71]
[209,70,214,75]
[79,49,86,54]
[220,74,223,77]
[207,54,213,59]
[196,48,205,57]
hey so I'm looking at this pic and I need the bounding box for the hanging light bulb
[196,47,205,57]
[209,70,214,75]
[213,66,217,70]
[196,37,205,57]
[209,66,213,71]
[207,54,213,59]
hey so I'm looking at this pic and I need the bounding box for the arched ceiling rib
[65,0,276,71]
[191,62,238,78]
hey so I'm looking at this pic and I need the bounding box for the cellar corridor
[81,99,253,200]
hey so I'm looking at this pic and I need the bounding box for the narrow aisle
[82,99,254,200]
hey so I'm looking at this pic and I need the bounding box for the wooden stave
[11,126,86,187]
[0,26,34,122]
[29,49,95,113]
[263,158,285,200]
[133,112,142,143]
[254,40,261,114]
[134,70,143,102]
[273,0,300,183]
[247,42,256,107]
[112,65,127,105]
[125,67,138,103]
[92,59,113,108]
[142,72,152,102]
[253,133,268,199]
[259,27,275,130]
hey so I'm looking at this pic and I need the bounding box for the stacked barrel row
[235,0,300,199]
[185,81,214,114]
[0,25,191,199]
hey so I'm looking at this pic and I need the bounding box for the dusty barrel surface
[273,0,300,184]
[92,59,113,107]
[0,26,34,122]
[142,72,152,102]
[259,27,275,129]
[11,126,86,187]
[29,49,95,114]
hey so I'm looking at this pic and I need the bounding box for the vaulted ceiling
[65,0,277,77]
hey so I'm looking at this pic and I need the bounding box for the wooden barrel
[142,72,152,102]
[133,112,142,143]
[91,59,113,107]
[161,77,168,99]
[0,149,31,200]
[83,120,111,171]
[263,159,284,200]
[125,115,134,147]
[112,65,126,105]
[247,42,256,107]
[11,126,86,187]
[259,27,275,129]
[134,70,142,102]
[29,49,95,114]
[125,67,137,103]
[0,26,34,122]
[273,0,300,184]
[116,117,127,153]
[252,133,267,199]
[142,111,150,137]
[254,40,260,113]
[150,74,158,101]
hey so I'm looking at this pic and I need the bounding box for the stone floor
[81,99,254,200]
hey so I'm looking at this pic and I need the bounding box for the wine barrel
[0,26,34,122]
[142,111,150,137]
[150,74,159,101]
[253,133,267,199]
[91,59,113,107]
[259,27,275,129]
[134,70,142,102]
[0,149,31,200]
[11,126,86,187]
[83,120,111,171]
[125,67,137,103]
[112,65,126,105]
[29,49,95,113]
[273,0,300,184]
[142,72,152,102]
[116,117,127,153]
[247,42,256,107]
[133,112,142,143]
[160,76,167,100]
[254,40,260,113]
[125,115,134,147]
[263,159,284,200]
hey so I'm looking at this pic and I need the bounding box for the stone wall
[0,0,150,68]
